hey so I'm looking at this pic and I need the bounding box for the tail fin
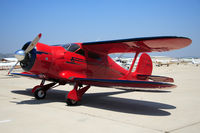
[134,53,153,75]
[192,58,195,64]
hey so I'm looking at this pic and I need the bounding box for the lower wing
[74,78,176,89]
[10,73,175,89]
[10,72,43,79]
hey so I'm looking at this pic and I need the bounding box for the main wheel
[34,87,46,99]
[66,98,78,106]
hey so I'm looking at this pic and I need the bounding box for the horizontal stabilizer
[137,74,174,82]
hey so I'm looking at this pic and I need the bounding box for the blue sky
[0,0,199,57]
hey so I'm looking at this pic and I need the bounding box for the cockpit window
[62,43,80,52]
[75,49,85,56]
[62,43,85,56]
[62,43,71,50]
[68,43,80,52]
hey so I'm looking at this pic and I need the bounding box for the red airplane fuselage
[28,42,129,82]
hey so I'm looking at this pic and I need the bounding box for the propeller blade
[25,33,42,53]
[8,61,19,75]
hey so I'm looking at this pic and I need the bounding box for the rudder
[134,53,153,75]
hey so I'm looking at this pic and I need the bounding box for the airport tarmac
[0,64,200,133]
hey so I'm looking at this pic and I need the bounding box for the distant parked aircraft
[192,58,200,66]
[155,59,171,67]
[0,58,20,70]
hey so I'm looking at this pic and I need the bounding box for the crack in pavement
[165,121,200,133]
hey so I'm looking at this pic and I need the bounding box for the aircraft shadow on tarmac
[11,88,175,116]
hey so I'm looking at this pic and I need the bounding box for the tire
[34,87,46,100]
[66,98,78,106]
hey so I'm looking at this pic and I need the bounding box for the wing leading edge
[82,36,192,54]
[10,72,42,79]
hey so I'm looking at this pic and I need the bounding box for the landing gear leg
[32,79,57,100]
[66,83,90,106]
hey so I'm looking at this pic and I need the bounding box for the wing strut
[122,51,140,80]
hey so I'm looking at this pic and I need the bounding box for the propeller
[8,33,42,75]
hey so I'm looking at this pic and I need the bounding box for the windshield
[62,43,80,52]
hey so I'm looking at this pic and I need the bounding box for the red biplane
[8,34,191,105]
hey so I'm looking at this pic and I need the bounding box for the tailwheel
[34,86,46,100]
[66,98,78,106]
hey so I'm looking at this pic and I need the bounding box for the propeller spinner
[8,33,42,74]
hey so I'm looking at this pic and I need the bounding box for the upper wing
[82,36,191,54]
